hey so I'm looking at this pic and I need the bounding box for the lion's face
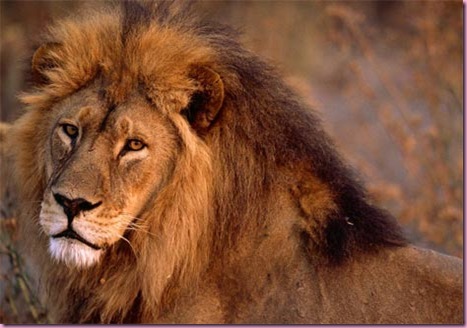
[39,85,179,268]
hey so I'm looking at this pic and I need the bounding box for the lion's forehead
[55,87,170,137]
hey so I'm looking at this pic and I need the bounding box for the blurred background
[0,0,463,323]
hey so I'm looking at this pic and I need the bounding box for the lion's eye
[125,139,145,151]
[62,124,79,139]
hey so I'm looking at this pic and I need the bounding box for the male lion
[5,1,462,324]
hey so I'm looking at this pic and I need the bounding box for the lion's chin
[49,238,103,268]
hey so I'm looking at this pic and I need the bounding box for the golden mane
[9,1,460,325]
[21,0,405,253]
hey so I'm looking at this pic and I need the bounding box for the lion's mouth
[52,229,101,250]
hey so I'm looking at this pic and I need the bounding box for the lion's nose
[53,193,102,221]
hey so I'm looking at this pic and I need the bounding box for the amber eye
[62,124,79,138]
[125,139,145,151]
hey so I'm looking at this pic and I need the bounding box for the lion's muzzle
[40,192,107,267]
[51,193,103,250]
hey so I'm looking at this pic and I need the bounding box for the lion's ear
[182,66,224,132]
[30,42,61,85]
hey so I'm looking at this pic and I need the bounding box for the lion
[5,1,462,324]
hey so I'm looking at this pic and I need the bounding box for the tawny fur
[6,1,462,324]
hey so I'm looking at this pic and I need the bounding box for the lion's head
[39,86,183,267]
[19,3,229,271]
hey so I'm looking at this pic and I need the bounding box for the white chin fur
[49,238,103,268]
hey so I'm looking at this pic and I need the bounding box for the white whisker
[118,213,160,239]
[115,232,139,260]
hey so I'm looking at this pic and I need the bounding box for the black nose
[53,193,102,221]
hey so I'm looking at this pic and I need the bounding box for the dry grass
[322,2,462,257]
[0,1,462,323]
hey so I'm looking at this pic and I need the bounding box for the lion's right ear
[30,42,61,85]
[182,66,224,133]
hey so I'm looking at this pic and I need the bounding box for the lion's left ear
[182,66,224,132]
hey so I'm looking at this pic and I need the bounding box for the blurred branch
[1,218,50,324]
